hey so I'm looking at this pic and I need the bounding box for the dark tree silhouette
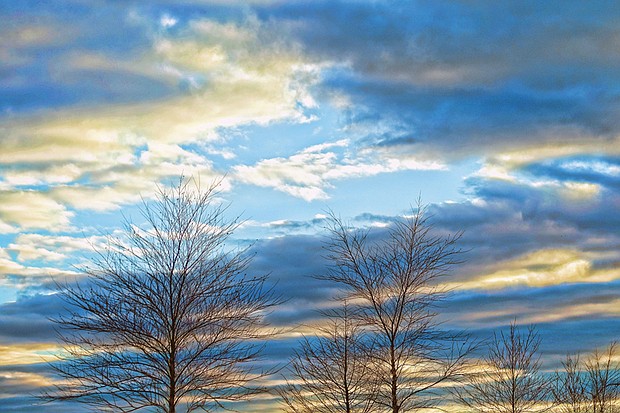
[321,208,472,413]
[553,353,588,413]
[277,303,376,413]
[554,342,620,413]
[586,342,620,413]
[45,178,278,413]
[456,322,553,413]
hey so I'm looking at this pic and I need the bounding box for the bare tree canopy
[585,342,620,413]
[456,322,553,413]
[553,353,588,413]
[320,208,472,413]
[554,342,620,413]
[44,178,278,413]
[277,303,376,413]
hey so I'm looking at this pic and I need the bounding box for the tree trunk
[169,368,176,413]
[344,334,351,413]
[391,343,398,413]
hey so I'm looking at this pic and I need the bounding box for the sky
[1,0,620,411]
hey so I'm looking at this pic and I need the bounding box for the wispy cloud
[234,139,446,201]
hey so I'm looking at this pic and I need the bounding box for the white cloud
[160,14,177,29]
[2,164,83,187]
[8,233,106,263]
[0,16,320,223]
[561,159,620,176]
[0,191,73,233]
[234,141,446,201]
[0,248,79,288]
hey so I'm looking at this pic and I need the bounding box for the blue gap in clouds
[225,183,323,226]
[198,104,343,170]
[326,163,476,219]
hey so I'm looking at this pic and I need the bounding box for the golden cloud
[0,17,317,226]
[447,249,608,291]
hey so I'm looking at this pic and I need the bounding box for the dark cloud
[0,1,176,116]
[249,234,341,327]
[444,282,620,323]
[335,76,616,153]
[257,0,620,155]
[249,192,620,328]
[467,178,620,235]
[449,317,620,366]
[0,294,64,344]
[419,159,620,273]
[260,0,620,76]
[0,396,77,413]
[431,282,620,367]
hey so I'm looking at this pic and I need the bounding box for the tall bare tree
[277,303,376,413]
[554,342,620,413]
[45,178,278,413]
[321,208,472,413]
[455,322,553,413]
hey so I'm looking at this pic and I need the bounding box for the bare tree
[277,302,376,413]
[321,208,472,413]
[44,178,278,413]
[456,322,553,413]
[586,342,620,413]
[555,342,620,413]
[553,353,588,413]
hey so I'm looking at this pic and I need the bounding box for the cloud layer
[2,1,620,411]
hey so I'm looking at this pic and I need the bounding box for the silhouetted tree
[455,322,553,413]
[554,342,620,413]
[553,353,588,413]
[321,208,472,413]
[277,302,376,413]
[45,178,278,413]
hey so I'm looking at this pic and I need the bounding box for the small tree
[586,342,620,413]
[321,208,472,413]
[554,342,620,413]
[45,178,278,413]
[553,353,588,413]
[456,322,553,413]
[277,303,376,413]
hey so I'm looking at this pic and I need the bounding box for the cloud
[46,143,220,212]
[525,155,620,191]
[7,233,105,263]
[0,11,319,222]
[0,294,67,344]
[254,1,620,161]
[0,191,73,233]
[0,344,59,366]
[0,2,162,115]
[442,283,620,353]
[246,233,348,327]
[2,2,620,411]
[426,170,620,286]
[0,247,80,300]
[281,0,620,88]
[234,139,445,201]
[449,249,595,290]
